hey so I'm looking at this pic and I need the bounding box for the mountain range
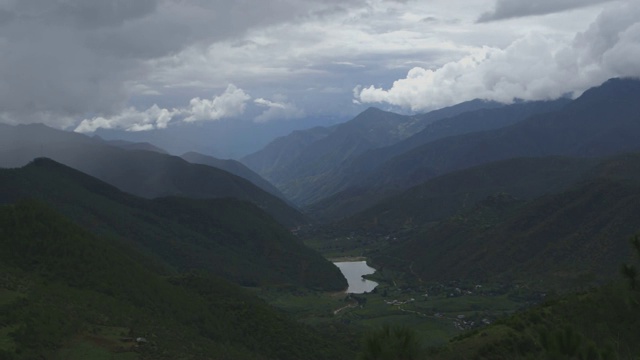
[3,76,640,358]
[0,123,304,227]
[0,158,345,290]
[242,78,640,221]
[242,99,503,205]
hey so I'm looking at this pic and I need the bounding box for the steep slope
[93,136,169,154]
[371,153,640,286]
[336,156,597,230]
[364,78,640,192]
[258,107,419,204]
[0,158,346,290]
[343,98,570,180]
[181,151,286,200]
[242,101,502,205]
[306,99,573,220]
[241,125,334,177]
[0,201,353,360]
[431,282,640,359]
[0,123,306,227]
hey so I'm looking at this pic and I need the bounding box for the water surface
[334,261,378,294]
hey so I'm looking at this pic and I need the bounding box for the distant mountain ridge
[366,78,640,189]
[93,135,169,154]
[307,77,640,220]
[0,123,305,226]
[341,98,571,181]
[242,99,503,205]
[181,151,286,200]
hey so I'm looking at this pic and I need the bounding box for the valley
[2,77,640,359]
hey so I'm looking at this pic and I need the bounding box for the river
[333,260,379,294]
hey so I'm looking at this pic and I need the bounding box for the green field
[258,273,535,348]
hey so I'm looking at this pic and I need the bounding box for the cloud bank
[74,85,305,132]
[356,1,640,112]
[0,0,364,129]
[75,85,250,132]
[478,0,616,22]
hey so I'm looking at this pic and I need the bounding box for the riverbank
[328,256,367,262]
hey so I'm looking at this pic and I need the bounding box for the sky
[0,0,639,141]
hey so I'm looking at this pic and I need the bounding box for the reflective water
[334,261,379,294]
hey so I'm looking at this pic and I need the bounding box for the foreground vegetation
[0,201,354,359]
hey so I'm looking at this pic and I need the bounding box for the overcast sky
[0,0,638,133]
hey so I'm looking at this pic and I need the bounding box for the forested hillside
[369,152,640,286]
[0,158,346,290]
[0,201,354,359]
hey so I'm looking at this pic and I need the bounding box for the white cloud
[0,0,633,131]
[0,0,368,129]
[75,104,180,133]
[355,1,640,112]
[75,85,250,132]
[254,96,305,123]
[255,98,287,110]
[184,85,250,123]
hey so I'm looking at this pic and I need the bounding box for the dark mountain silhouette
[365,78,640,190]
[342,98,571,182]
[0,200,352,359]
[93,135,169,154]
[181,151,286,200]
[0,123,305,226]
[241,125,335,177]
[309,78,640,221]
[335,156,597,230]
[0,158,345,290]
[242,100,502,205]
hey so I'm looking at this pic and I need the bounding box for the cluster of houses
[384,298,415,306]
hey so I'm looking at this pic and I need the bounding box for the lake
[334,261,379,294]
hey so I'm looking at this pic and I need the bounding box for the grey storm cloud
[357,1,640,112]
[0,0,365,128]
[478,0,617,22]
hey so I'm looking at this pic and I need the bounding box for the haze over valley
[2,1,640,359]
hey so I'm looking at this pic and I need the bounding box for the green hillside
[371,171,640,287]
[0,158,346,291]
[429,281,640,359]
[324,156,596,226]
[0,201,353,360]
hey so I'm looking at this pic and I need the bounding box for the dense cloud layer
[0,0,364,129]
[478,0,616,22]
[0,0,637,133]
[356,0,640,111]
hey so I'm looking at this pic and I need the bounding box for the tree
[358,325,422,360]
[621,234,640,290]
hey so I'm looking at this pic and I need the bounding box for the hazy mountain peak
[572,77,640,104]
